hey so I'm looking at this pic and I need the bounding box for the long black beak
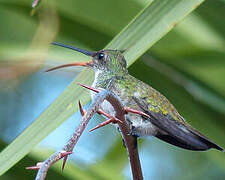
[46,42,95,72]
[52,42,95,57]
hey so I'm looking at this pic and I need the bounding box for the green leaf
[0,0,205,175]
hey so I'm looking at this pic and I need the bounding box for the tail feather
[188,127,223,151]
[156,129,223,151]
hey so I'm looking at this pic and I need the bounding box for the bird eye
[97,52,104,60]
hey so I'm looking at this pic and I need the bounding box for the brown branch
[29,88,143,180]
[106,94,143,180]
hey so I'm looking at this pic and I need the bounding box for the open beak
[46,42,95,72]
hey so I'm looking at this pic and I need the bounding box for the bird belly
[100,100,116,117]
[125,113,158,137]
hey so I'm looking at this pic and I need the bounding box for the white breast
[90,70,116,116]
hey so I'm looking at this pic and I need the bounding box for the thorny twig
[28,86,143,180]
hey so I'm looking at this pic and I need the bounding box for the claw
[77,83,100,93]
[124,107,150,118]
[78,100,85,116]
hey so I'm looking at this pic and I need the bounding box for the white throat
[90,70,101,100]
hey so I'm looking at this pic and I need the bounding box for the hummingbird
[47,42,223,151]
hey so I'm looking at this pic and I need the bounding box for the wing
[132,86,223,151]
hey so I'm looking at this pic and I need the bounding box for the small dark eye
[97,52,104,60]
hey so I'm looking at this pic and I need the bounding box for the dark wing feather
[133,96,223,151]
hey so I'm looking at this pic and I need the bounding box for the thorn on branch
[30,87,143,180]
[97,109,123,124]
[26,162,43,170]
[77,83,100,93]
[78,100,85,116]
[97,109,111,118]
[60,151,73,171]
[89,109,123,132]
[124,107,150,118]
[60,151,73,158]
[62,156,67,171]
[89,117,122,132]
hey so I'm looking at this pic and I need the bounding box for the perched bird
[47,42,223,151]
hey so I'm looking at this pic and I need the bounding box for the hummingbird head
[46,42,128,74]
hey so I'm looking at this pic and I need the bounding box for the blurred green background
[0,0,224,179]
